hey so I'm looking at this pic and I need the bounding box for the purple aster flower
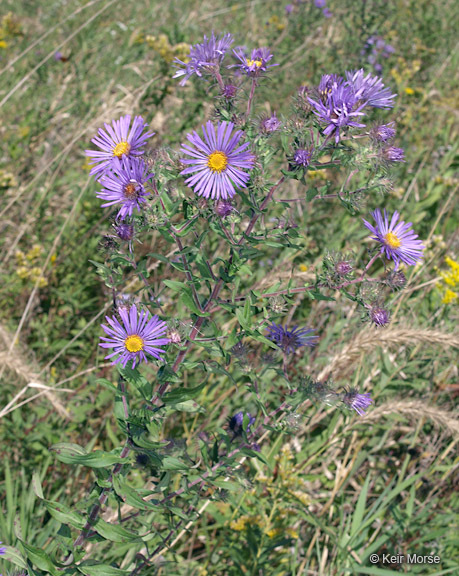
[115,223,134,241]
[335,260,353,276]
[97,157,153,220]
[345,69,396,109]
[314,0,326,7]
[342,389,373,416]
[266,322,318,354]
[363,208,425,268]
[86,115,153,179]
[222,83,238,99]
[317,73,344,102]
[173,32,233,86]
[383,146,405,163]
[100,304,169,369]
[260,112,282,133]
[0,541,5,554]
[285,4,294,14]
[231,46,277,77]
[229,411,256,434]
[180,121,255,200]
[370,122,396,142]
[309,83,366,143]
[215,199,235,218]
[322,7,332,18]
[293,148,312,167]
[369,306,390,327]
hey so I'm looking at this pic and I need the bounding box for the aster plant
[26,28,438,576]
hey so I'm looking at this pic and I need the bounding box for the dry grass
[370,399,459,438]
[320,327,459,379]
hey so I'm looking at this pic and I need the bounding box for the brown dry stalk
[321,328,459,379]
[0,325,70,419]
[370,400,459,438]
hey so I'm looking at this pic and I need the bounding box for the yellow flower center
[384,231,401,249]
[124,183,138,199]
[207,151,228,173]
[124,334,144,353]
[246,58,262,68]
[113,141,131,158]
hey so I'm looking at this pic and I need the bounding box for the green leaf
[181,291,209,316]
[50,443,129,468]
[44,500,86,530]
[1,546,28,570]
[162,456,189,470]
[307,289,335,301]
[92,517,138,543]
[77,563,129,575]
[19,540,59,575]
[172,400,205,413]
[163,382,206,404]
[163,279,186,292]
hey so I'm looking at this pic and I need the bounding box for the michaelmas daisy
[100,305,169,369]
[363,208,425,268]
[180,121,255,200]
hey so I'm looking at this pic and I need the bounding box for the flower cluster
[173,32,233,85]
[308,69,396,142]
[362,35,395,74]
[86,115,155,222]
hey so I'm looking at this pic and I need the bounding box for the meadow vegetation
[0,1,458,575]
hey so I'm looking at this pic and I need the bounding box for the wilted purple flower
[383,146,405,163]
[180,121,255,200]
[335,260,353,276]
[261,112,282,133]
[345,69,396,109]
[86,115,154,179]
[322,7,332,17]
[232,46,277,77]
[370,122,396,142]
[363,208,425,268]
[309,84,366,143]
[100,304,169,369]
[293,148,312,167]
[54,51,63,61]
[229,411,256,434]
[222,83,238,99]
[342,389,373,416]
[215,199,234,218]
[115,223,134,241]
[387,269,407,289]
[173,32,233,86]
[266,322,318,354]
[97,157,153,220]
[369,306,390,327]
